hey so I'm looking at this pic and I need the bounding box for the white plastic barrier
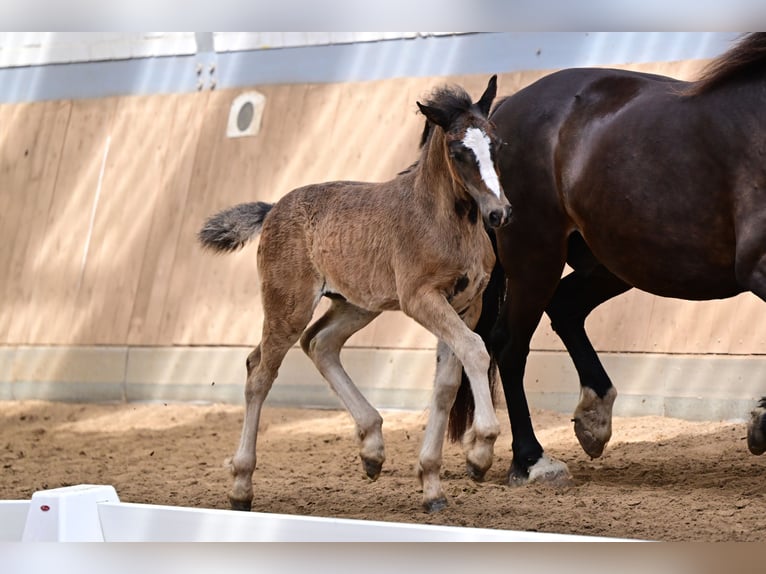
[1,484,636,542]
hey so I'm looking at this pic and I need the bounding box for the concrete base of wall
[1,346,765,422]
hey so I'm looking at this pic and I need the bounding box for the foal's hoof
[462,427,495,482]
[229,497,252,512]
[573,386,617,458]
[507,454,573,488]
[423,496,449,513]
[362,458,383,481]
[747,404,766,455]
[465,461,487,482]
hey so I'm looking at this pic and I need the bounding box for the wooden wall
[3,60,765,356]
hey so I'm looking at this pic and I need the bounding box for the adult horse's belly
[577,216,742,301]
[562,118,743,300]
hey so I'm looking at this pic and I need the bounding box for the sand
[2,400,764,541]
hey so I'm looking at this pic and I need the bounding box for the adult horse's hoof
[507,463,530,487]
[423,496,449,513]
[229,497,253,512]
[507,454,573,488]
[362,457,383,480]
[573,386,617,458]
[747,402,766,455]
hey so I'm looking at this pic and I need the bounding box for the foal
[199,76,511,512]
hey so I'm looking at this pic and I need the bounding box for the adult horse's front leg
[495,295,573,488]
[493,237,573,487]
[403,291,500,512]
[546,263,630,458]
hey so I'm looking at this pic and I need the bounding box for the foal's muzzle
[487,204,512,228]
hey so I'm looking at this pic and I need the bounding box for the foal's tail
[447,228,506,442]
[198,201,274,252]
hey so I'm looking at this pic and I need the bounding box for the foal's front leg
[403,291,500,512]
[454,299,499,481]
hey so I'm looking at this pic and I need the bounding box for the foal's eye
[449,146,471,161]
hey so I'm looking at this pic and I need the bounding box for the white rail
[0,484,634,542]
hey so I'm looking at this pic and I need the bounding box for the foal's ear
[476,75,498,117]
[417,101,451,130]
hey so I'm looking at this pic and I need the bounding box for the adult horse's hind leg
[736,251,766,456]
[546,258,631,458]
[300,299,384,479]
[228,279,322,511]
[748,398,766,455]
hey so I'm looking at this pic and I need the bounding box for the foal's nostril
[489,205,512,228]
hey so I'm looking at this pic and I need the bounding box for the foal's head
[417,75,511,229]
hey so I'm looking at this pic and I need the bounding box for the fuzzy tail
[198,201,274,253]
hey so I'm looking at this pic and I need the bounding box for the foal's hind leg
[300,299,384,479]
[228,282,322,511]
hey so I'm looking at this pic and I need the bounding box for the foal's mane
[419,84,476,146]
[686,33,766,96]
[426,84,475,120]
[397,84,477,176]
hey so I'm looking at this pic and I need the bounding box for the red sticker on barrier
[40,505,50,512]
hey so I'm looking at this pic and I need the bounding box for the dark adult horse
[450,33,766,485]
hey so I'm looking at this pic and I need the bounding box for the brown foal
[199,75,511,512]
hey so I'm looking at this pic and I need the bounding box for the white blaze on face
[462,127,502,198]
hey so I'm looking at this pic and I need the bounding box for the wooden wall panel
[0,103,26,341]
[207,85,310,346]
[126,93,209,346]
[69,96,182,344]
[0,101,70,342]
[579,291,766,356]
[158,90,240,346]
[160,86,304,346]
[21,98,118,345]
[6,58,766,358]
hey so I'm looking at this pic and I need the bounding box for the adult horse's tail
[448,229,506,442]
[198,201,273,252]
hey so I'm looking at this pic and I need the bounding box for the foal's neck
[414,127,472,224]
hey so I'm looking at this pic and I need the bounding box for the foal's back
[257,171,492,315]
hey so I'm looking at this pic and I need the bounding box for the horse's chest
[446,268,488,314]
[443,236,494,313]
